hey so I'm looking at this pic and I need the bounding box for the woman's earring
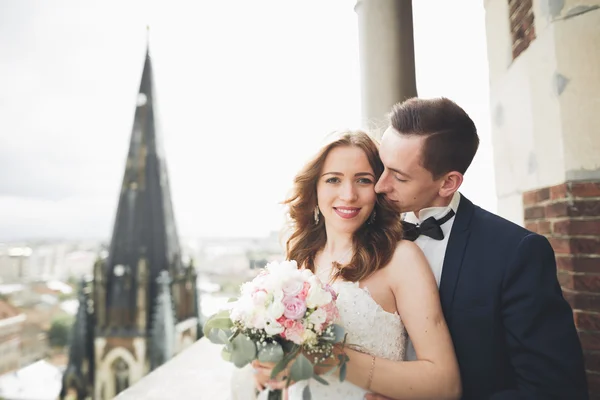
[314,206,320,225]
[368,209,376,224]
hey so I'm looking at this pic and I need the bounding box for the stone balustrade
[115,337,259,400]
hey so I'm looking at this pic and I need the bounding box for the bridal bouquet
[203,260,349,399]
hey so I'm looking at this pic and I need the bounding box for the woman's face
[316,146,377,236]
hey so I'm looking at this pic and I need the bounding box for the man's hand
[364,393,394,400]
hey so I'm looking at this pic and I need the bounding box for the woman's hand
[251,360,291,391]
[252,345,344,391]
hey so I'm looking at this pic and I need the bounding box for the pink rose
[297,282,310,300]
[322,302,340,324]
[283,296,307,320]
[324,284,338,301]
[283,321,305,344]
[283,319,295,329]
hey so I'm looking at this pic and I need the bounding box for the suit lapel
[439,194,475,323]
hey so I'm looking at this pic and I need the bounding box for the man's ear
[438,171,463,198]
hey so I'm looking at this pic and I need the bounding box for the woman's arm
[343,241,461,400]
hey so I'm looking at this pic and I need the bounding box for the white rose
[252,291,268,306]
[240,281,256,296]
[300,269,314,280]
[262,275,283,294]
[279,260,299,271]
[266,260,298,274]
[232,297,253,322]
[282,278,304,297]
[264,318,285,336]
[306,286,332,308]
[308,307,326,326]
[267,300,285,320]
[250,309,267,330]
[272,288,284,304]
[229,307,242,322]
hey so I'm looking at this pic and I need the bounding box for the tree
[48,315,74,348]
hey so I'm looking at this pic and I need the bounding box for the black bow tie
[401,210,455,241]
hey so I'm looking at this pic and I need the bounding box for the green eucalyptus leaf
[340,361,347,382]
[331,324,345,343]
[281,341,299,354]
[289,354,314,383]
[206,328,223,344]
[230,334,257,368]
[258,342,284,363]
[302,385,311,400]
[203,309,233,338]
[267,390,283,400]
[206,316,233,331]
[206,327,233,345]
[312,373,329,386]
[221,348,232,362]
[228,329,240,342]
[270,348,299,379]
[206,309,231,323]
[217,330,231,345]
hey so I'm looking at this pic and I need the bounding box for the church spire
[62,35,201,399]
[102,42,183,334]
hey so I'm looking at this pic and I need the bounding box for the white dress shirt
[404,191,461,361]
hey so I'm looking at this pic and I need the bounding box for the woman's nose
[339,182,358,201]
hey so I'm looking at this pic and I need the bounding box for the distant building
[0,246,32,284]
[0,300,25,375]
[60,43,201,400]
[19,322,49,367]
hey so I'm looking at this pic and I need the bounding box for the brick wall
[508,0,536,59]
[524,180,600,397]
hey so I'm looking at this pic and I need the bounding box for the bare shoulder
[386,240,437,295]
[389,240,428,269]
[380,240,429,283]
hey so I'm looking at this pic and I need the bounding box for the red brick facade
[508,0,536,59]
[524,180,600,396]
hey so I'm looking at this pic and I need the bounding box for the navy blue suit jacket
[440,195,587,399]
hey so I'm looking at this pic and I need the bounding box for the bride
[252,131,461,399]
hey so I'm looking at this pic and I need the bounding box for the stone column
[355,0,418,134]
[484,0,600,396]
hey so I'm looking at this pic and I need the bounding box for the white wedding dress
[286,280,407,399]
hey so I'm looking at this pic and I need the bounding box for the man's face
[375,127,443,214]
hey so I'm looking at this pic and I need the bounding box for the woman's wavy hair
[282,130,402,282]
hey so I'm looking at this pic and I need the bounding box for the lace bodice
[287,281,407,399]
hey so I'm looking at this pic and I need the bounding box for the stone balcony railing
[115,338,258,400]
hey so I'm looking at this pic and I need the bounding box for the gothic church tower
[61,41,201,400]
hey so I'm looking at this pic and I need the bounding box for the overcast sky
[0,1,495,242]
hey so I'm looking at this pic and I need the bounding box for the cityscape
[0,233,284,399]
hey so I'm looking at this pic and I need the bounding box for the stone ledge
[115,337,238,400]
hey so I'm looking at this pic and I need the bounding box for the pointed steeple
[102,42,183,334]
[149,271,176,370]
[81,35,201,397]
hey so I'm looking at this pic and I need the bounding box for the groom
[368,97,588,399]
